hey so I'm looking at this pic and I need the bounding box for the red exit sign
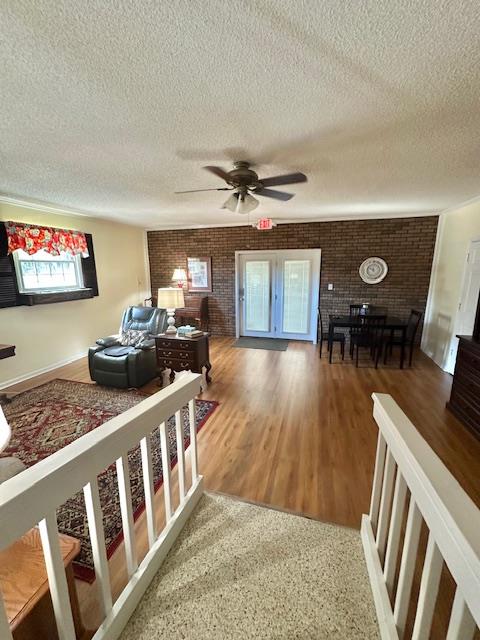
[256,218,274,230]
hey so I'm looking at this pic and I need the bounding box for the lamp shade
[157,287,185,309]
[172,268,187,282]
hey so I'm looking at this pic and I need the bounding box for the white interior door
[237,250,320,342]
[239,254,275,337]
[276,253,318,340]
[457,240,480,335]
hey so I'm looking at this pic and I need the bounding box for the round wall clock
[359,257,388,285]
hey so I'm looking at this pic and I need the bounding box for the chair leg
[384,341,389,364]
[375,343,382,369]
[355,343,359,367]
[409,342,414,367]
[341,340,345,360]
[319,339,323,359]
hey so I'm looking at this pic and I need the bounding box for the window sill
[21,288,94,306]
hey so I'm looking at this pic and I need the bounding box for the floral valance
[5,221,89,257]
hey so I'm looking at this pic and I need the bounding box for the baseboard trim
[0,351,87,389]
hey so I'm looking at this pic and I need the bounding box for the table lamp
[157,287,185,334]
[171,268,187,288]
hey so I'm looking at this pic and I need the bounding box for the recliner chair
[89,306,167,388]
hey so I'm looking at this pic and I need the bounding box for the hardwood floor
[7,337,478,523]
[4,338,480,636]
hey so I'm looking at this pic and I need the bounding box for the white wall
[422,199,480,373]
[0,202,149,386]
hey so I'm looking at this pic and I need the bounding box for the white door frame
[234,249,321,343]
[445,237,480,373]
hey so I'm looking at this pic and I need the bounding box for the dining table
[328,315,408,368]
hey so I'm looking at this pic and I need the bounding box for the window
[13,248,85,294]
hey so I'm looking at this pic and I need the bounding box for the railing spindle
[384,471,408,597]
[175,410,186,500]
[369,432,387,533]
[39,513,77,640]
[446,588,477,640]
[394,498,423,638]
[159,421,172,521]
[188,399,198,482]
[116,455,138,578]
[376,449,396,562]
[140,436,157,548]
[0,590,13,640]
[411,533,443,640]
[83,477,113,616]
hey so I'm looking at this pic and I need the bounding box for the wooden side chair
[350,315,386,368]
[383,309,423,367]
[318,311,345,360]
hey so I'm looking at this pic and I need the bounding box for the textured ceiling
[1,0,480,229]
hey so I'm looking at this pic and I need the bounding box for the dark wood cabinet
[154,333,211,385]
[447,336,480,438]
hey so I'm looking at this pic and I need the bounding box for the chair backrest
[352,314,386,340]
[350,304,364,316]
[0,406,11,454]
[120,306,166,335]
[318,310,324,341]
[407,309,423,342]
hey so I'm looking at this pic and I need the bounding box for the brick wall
[147,216,438,340]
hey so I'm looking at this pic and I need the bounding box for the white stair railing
[0,372,203,640]
[362,393,480,640]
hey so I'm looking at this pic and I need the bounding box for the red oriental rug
[1,379,218,582]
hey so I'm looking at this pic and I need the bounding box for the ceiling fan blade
[203,165,231,182]
[174,187,232,194]
[257,188,294,201]
[260,172,307,187]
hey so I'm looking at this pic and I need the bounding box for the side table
[0,527,91,639]
[154,333,211,386]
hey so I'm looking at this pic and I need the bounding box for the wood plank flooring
[4,337,480,636]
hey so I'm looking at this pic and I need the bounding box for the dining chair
[349,304,364,316]
[318,311,345,360]
[383,309,423,367]
[350,315,386,368]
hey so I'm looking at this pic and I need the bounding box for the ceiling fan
[175,161,307,214]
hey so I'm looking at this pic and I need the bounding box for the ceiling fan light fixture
[221,192,239,212]
[236,191,259,214]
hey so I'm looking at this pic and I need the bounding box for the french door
[236,249,321,342]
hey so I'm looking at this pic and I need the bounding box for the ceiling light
[236,192,259,214]
[221,193,238,212]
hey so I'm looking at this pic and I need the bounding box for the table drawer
[155,338,196,352]
[450,386,480,425]
[157,357,194,371]
[457,344,480,371]
[157,348,196,360]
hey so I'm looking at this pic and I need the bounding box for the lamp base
[165,308,177,334]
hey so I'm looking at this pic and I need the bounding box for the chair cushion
[0,457,26,483]
[120,328,150,347]
[103,345,135,357]
[93,349,133,372]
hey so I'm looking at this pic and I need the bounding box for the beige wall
[0,203,149,385]
[422,199,480,373]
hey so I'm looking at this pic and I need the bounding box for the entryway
[235,249,321,343]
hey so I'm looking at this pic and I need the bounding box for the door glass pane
[282,260,310,334]
[245,261,271,332]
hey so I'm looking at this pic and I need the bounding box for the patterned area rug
[1,379,218,582]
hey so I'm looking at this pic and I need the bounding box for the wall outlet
[327,283,334,291]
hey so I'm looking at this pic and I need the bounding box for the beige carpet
[120,493,379,639]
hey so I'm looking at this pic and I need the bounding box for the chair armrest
[96,335,120,347]
[138,339,155,350]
